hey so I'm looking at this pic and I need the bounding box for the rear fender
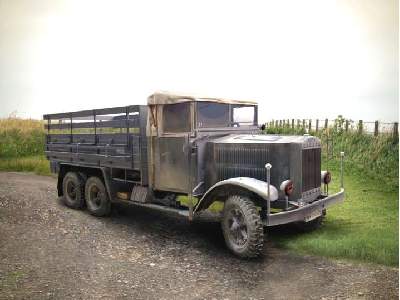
[194,177,279,212]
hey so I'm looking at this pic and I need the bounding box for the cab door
[153,102,194,193]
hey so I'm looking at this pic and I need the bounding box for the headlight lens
[280,180,294,196]
[321,171,331,184]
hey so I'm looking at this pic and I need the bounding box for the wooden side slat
[45,119,140,130]
[44,105,139,120]
[71,110,94,118]
[45,151,138,170]
[45,123,72,130]
[43,112,72,120]
[95,106,126,116]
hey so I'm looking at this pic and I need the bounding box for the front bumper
[264,188,345,226]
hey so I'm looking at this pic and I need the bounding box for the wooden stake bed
[43,105,149,185]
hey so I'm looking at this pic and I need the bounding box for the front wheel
[221,195,264,258]
[85,177,111,217]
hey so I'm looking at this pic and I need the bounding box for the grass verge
[0,156,51,176]
[269,166,398,267]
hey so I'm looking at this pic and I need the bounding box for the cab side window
[162,102,191,133]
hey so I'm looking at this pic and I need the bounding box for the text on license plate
[304,209,322,222]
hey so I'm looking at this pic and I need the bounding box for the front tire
[221,195,264,258]
[62,172,85,209]
[85,177,111,217]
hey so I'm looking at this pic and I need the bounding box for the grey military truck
[44,92,344,258]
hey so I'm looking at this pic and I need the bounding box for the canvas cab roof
[147,91,258,106]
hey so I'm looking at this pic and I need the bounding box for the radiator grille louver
[302,148,321,192]
[215,145,268,181]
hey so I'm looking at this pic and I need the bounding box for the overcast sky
[0,0,398,122]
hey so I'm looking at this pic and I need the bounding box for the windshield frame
[196,101,258,130]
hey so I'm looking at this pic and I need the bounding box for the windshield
[197,102,256,128]
[232,105,256,126]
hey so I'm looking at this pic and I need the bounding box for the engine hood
[207,134,321,148]
[201,133,321,201]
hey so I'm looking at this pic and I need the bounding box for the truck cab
[146,93,258,194]
[44,92,345,258]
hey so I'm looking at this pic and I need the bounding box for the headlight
[280,180,294,196]
[321,171,331,184]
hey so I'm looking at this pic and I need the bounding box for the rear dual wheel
[62,172,85,209]
[84,176,111,217]
[62,172,111,217]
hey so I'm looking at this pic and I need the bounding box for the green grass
[269,166,398,267]
[0,118,49,175]
[0,156,51,176]
[0,118,45,158]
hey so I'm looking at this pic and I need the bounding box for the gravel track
[0,172,398,299]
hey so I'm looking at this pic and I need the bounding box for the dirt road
[0,172,397,299]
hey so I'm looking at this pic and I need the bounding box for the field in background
[0,118,50,175]
[0,117,398,266]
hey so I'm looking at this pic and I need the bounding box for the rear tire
[221,195,264,258]
[85,177,111,217]
[62,172,85,209]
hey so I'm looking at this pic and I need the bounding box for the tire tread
[62,172,85,209]
[222,195,264,258]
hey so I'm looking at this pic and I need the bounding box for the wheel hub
[89,186,103,208]
[66,181,77,200]
[227,208,248,246]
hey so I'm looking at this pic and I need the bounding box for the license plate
[304,209,322,222]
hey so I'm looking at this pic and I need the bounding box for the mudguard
[194,177,279,212]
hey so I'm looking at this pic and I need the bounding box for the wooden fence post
[345,120,349,132]
[374,121,379,136]
[291,119,294,129]
[324,118,328,129]
[394,122,398,138]
[308,119,312,132]
[316,119,319,132]
[358,120,363,134]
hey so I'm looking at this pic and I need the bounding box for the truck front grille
[302,148,321,192]
[215,145,267,181]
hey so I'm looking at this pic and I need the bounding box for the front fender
[194,177,278,212]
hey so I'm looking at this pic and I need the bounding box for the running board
[129,201,190,217]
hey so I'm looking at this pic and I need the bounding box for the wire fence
[264,119,398,136]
